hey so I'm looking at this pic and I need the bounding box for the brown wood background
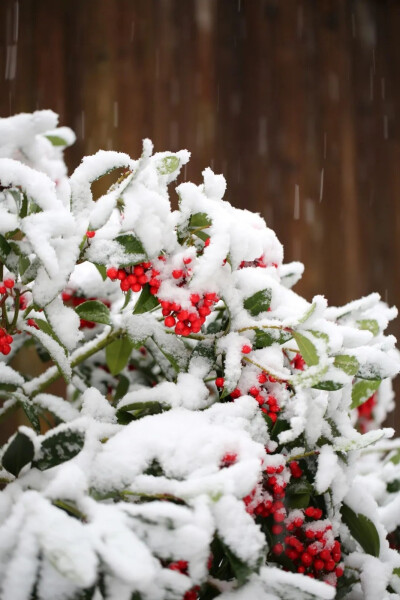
[1,0,400,426]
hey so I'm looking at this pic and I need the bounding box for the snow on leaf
[340,503,380,557]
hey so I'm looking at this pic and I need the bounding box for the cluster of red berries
[106,262,154,294]
[0,278,15,296]
[357,392,377,433]
[161,292,219,337]
[244,460,344,585]
[167,560,199,600]
[217,370,281,423]
[291,353,306,371]
[62,291,111,329]
[239,254,271,269]
[0,328,13,355]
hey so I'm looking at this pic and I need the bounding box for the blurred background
[1,0,400,426]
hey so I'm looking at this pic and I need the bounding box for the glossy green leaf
[0,234,11,261]
[157,155,180,175]
[115,234,146,264]
[292,331,319,367]
[220,541,254,586]
[133,284,160,314]
[106,336,135,375]
[94,263,107,281]
[75,300,111,325]
[189,212,211,229]
[21,400,41,434]
[313,380,344,391]
[254,328,292,348]
[340,504,380,557]
[45,134,68,146]
[351,379,381,409]
[334,355,360,376]
[2,431,35,476]
[114,374,130,403]
[298,302,316,324]
[357,319,379,337]
[34,429,85,471]
[243,288,272,316]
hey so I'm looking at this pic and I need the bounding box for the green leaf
[393,567,400,577]
[157,155,180,175]
[351,379,381,409]
[133,284,160,315]
[34,318,64,346]
[286,480,313,509]
[312,380,344,391]
[106,336,135,376]
[292,331,319,367]
[243,288,272,316]
[114,374,130,403]
[334,355,360,376]
[189,212,211,229]
[254,328,292,348]
[340,504,380,557]
[0,234,11,261]
[94,263,107,281]
[115,234,146,263]
[357,319,379,337]
[190,340,216,365]
[220,541,254,586]
[34,429,85,471]
[117,401,164,422]
[2,431,35,476]
[21,400,41,434]
[74,300,111,325]
[44,134,68,146]
[298,302,316,324]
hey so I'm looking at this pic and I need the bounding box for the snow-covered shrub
[0,110,400,600]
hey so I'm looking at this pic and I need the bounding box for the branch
[23,327,123,398]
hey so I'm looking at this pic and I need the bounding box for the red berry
[314,559,324,571]
[117,269,126,280]
[221,452,237,467]
[335,566,344,577]
[131,283,142,293]
[120,279,130,291]
[241,344,252,354]
[325,559,336,572]
[164,316,176,328]
[0,286,6,295]
[106,267,118,280]
[230,388,241,399]
[183,257,192,265]
[248,386,259,397]
[215,377,225,388]
[301,552,313,566]
[258,373,268,384]
[272,524,283,535]
[175,322,185,335]
[134,265,144,276]
[272,543,283,555]
[190,294,200,305]
[177,310,189,322]
[4,279,14,289]
[204,238,210,247]
[86,230,95,238]
[172,269,183,279]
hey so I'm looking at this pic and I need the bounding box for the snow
[1,111,400,599]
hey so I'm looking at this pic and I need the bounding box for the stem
[10,289,20,331]
[242,356,287,384]
[287,449,320,461]
[53,499,86,520]
[237,324,288,333]
[25,328,123,398]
